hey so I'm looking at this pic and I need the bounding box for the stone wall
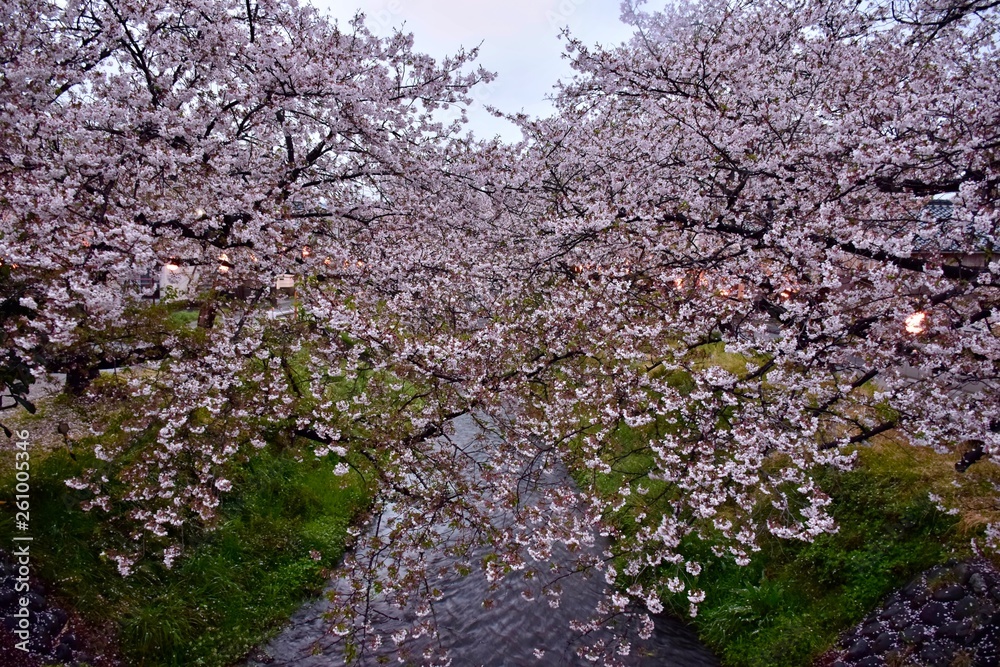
[827,560,1000,667]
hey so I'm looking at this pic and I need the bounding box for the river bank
[6,382,999,666]
[0,384,372,667]
[575,425,1000,667]
[244,412,718,666]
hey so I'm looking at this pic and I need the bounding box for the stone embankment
[0,550,93,666]
[828,560,1000,667]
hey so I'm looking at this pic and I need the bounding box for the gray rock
[977,598,998,618]
[920,642,955,667]
[889,610,912,630]
[26,591,46,612]
[879,602,905,621]
[248,650,275,664]
[953,563,972,585]
[932,582,967,602]
[846,638,871,660]
[857,657,882,667]
[861,621,883,637]
[955,596,981,620]
[51,607,67,630]
[975,638,1000,667]
[0,589,16,609]
[33,610,60,636]
[871,632,894,653]
[940,619,975,642]
[26,629,53,655]
[903,578,927,599]
[53,642,74,661]
[901,624,929,644]
[920,601,949,626]
[970,572,989,595]
[912,587,932,607]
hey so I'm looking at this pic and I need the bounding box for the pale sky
[310,0,636,141]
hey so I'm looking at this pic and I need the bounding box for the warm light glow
[302,245,312,258]
[165,261,180,272]
[323,257,332,266]
[780,291,790,299]
[720,289,730,296]
[218,265,229,274]
[194,208,206,218]
[905,311,927,335]
[674,278,684,288]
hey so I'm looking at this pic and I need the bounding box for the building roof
[911,200,994,255]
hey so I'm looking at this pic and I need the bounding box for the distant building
[159,263,201,300]
[912,199,992,270]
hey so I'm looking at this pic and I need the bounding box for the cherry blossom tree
[316,0,1000,656]
[0,4,570,660]
[0,0,501,574]
[490,0,1000,635]
[2,0,999,664]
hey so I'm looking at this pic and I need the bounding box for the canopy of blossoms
[1,0,997,663]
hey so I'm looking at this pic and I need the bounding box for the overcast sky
[310,0,636,141]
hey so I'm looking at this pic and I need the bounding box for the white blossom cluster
[2,0,999,663]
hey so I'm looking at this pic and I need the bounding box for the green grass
[673,444,962,667]
[570,341,996,666]
[573,419,985,667]
[166,309,200,328]
[0,444,372,667]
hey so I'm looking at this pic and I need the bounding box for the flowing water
[245,414,718,666]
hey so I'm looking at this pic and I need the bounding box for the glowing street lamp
[905,311,927,335]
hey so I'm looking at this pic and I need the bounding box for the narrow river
[245,413,718,666]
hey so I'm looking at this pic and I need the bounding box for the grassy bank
[0,436,372,666]
[565,341,1000,666]
[580,426,1000,667]
[669,441,970,667]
